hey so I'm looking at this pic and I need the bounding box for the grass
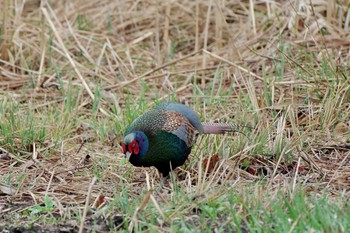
[1,0,350,232]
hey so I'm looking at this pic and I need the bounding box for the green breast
[140,131,191,168]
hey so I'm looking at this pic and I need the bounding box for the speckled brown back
[124,109,198,147]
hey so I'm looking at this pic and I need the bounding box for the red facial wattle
[133,142,140,154]
[122,139,140,155]
[121,143,127,153]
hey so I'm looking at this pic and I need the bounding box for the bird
[121,102,243,183]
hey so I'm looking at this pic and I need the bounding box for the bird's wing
[126,109,198,148]
[153,102,204,133]
[161,111,199,147]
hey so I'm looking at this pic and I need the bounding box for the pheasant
[121,102,242,181]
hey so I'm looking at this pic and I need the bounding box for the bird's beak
[126,151,132,161]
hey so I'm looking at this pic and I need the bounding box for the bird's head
[121,131,149,161]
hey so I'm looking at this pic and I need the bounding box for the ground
[1,0,350,232]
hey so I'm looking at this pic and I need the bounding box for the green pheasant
[121,102,241,179]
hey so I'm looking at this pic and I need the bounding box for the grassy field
[1,0,350,232]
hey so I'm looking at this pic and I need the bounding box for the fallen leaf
[203,153,220,173]
[0,152,10,160]
[247,167,257,175]
[94,194,105,209]
[0,185,16,195]
[333,122,350,142]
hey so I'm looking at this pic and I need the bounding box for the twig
[32,143,67,184]
[79,176,97,233]
[203,49,264,81]
[117,49,203,88]
[41,7,110,117]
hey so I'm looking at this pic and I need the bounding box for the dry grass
[1,0,350,232]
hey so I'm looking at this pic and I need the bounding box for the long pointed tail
[201,122,249,134]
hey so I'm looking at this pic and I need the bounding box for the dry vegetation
[1,0,350,232]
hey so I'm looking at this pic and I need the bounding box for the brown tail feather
[201,122,248,134]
